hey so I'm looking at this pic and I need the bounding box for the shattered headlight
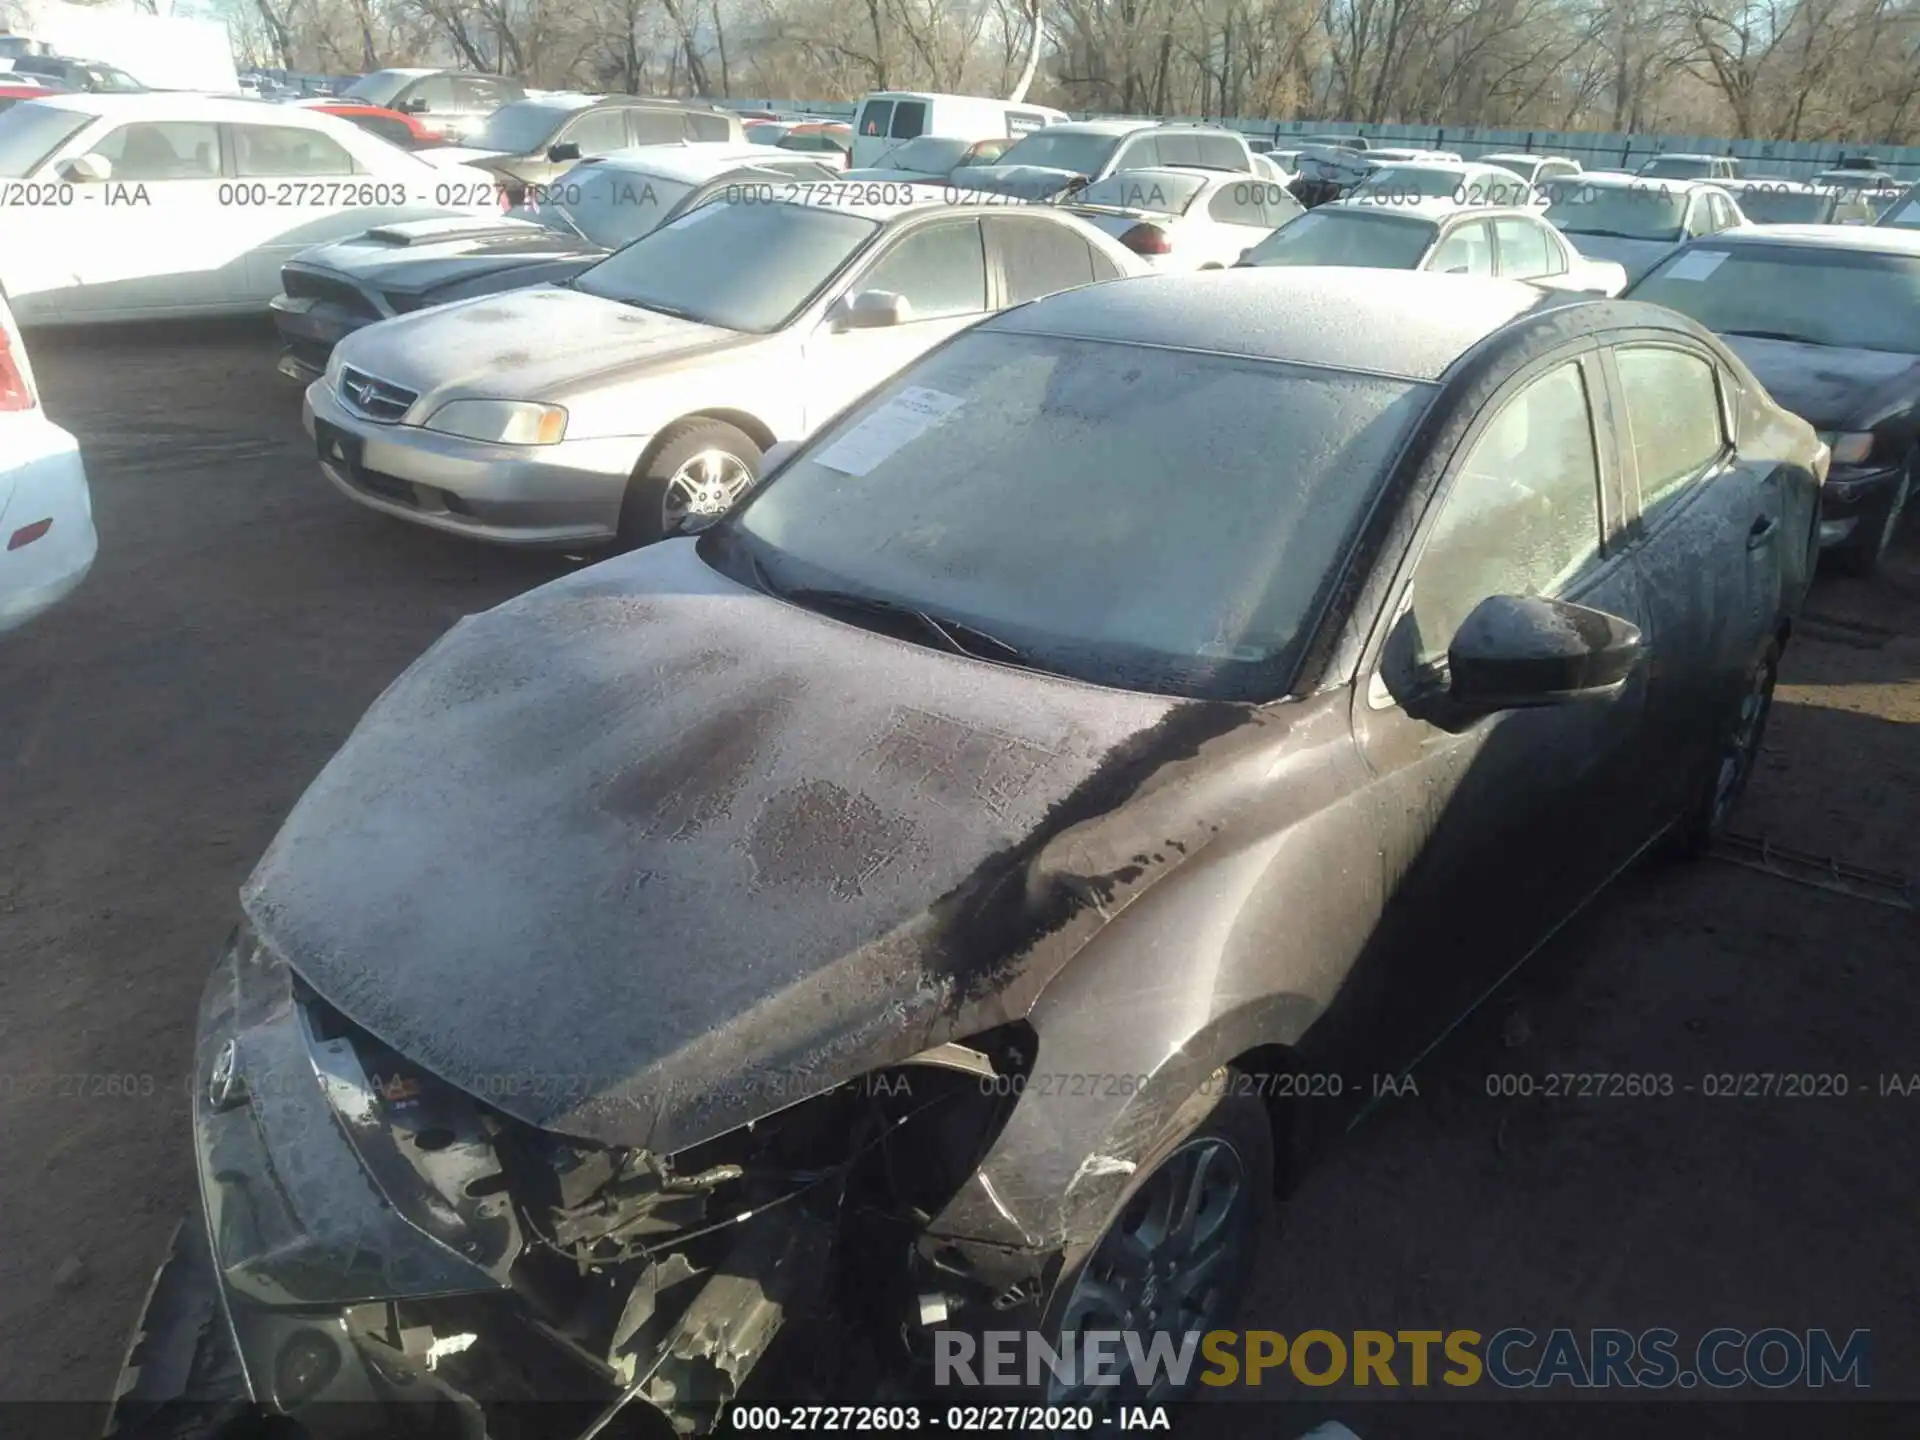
[192,925,520,1307]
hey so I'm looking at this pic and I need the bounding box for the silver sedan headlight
[424,400,568,446]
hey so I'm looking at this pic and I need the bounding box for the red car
[0,83,59,113]
[297,100,441,150]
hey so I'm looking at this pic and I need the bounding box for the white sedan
[1241,198,1629,294]
[1061,166,1304,270]
[0,290,95,634]
[0,93,502,325]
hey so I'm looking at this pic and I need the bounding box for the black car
[269,147,840,381]
[454,94,748,202]
[1626,225,1920,574]
[114,270,1819,1439]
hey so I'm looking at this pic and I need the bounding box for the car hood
[241,539,1264,1154]
[1560,232,1675,280]
[292,218,605,293]
[1719,335,1920,432]
[330,286,753,407]
[946,163,1082,201]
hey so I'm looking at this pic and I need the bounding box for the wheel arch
[632,409,777,478]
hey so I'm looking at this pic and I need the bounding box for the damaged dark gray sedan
[112,270,1822,1440]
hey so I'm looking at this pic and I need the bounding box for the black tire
[1829,462,1912,578]
[1029,1070,1274,1411]
[616,418,763,549]
[103,1222,255,1440]
[1666,641,1780,858]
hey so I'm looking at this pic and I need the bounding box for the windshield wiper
[1567,227,1662,240]
[1719,328,1826,345]
[782,586,1029,665]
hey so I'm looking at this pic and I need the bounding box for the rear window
[0,101,90,177]
[1242,208,1437,269]
[1728,186,1832,225]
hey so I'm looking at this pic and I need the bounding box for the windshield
[468,100,572,155]
[872,136,969,174]
[534,165,695,248]
[1639,156,1714,179]
[1241,208,1436,269]
[1484,156,1535,181]
[572,199,877,333]
[991,130,1122,177]
[343,71,413,108]
[1072,171,1205,214]
[1728,187,1831,225]
[1630,243,1920,354]
[1544,181,1685,241]
[0,100,88,177]
[716,331,1427,700]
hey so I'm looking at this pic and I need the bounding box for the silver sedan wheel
[661,448,755,532]
[1044,1135,1250,1407]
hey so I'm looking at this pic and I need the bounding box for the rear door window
[889,100,927,140]
[1614,345,1726,523]
[1207,181,1271,227]
[988,215,1096,304]
[231,123,357,177]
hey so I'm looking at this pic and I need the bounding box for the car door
[799,217,991,432]
[59,118,232,315]
[228,122,375,301]
[1350,349,1656,1070]
[1599,338,1775,810]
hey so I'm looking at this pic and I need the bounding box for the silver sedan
[304,185,1142,548]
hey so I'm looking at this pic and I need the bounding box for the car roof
[580,144,818,180]
[1692,224,1920,256]
[359,68,440,79]
[982,269,1565,382]
[1575,172,1723,192]
[1039,118,1156,137]
[1644,152,1720,162]
[30,91,344,122]
[1478,151,1575,165]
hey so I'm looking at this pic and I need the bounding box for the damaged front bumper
[108,927,1053,1439]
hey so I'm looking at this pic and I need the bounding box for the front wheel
[1038,1073,1274,1410]
[1830,462,1911,578]
[1667,641,1779,857]
[617,418,762,549]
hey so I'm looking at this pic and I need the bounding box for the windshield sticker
[1665,249,1728,281]
[812,386,965,476]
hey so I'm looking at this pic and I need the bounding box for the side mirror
[547,141,581,162]
[60,153,110,183]
[836,289,911,330]
[400,97,428,114]
[1447,594,1642,711]
[760,439,800,474]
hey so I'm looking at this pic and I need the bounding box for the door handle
[1747,514,1778,550]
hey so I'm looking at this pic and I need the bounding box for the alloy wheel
[661,448,755,533]
[1045,1136,1252,1407]
[1708,656,1775,833]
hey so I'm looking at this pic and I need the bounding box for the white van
[850,91,1067,168]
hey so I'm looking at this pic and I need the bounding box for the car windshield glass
[1484,156,1534,180]
[343,71,411,108]
[1544,182,1686,241]
[1639,156,1712,179]
[537,166,695,247]
[992,130,1122,176]
[1729,188,1830,224]
[717,331,1428,700]
[1072,170,1205,213]
[1631,243,1920,354]
[468,101,572,155]
[572,199,877,333]
[873,136,969,174]
[0,100,89,176]
[1241,208,1436,268]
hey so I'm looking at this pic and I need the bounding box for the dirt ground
[2,320,1916,1438]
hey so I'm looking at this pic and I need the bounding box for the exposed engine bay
[115,927,1042,1440]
